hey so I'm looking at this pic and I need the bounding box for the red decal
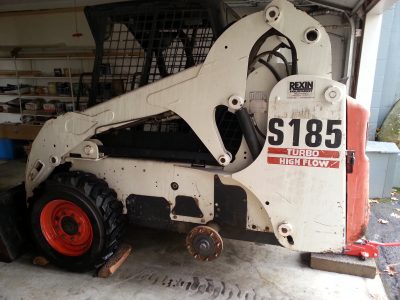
[268,147,339,158]
[267,156,340,169]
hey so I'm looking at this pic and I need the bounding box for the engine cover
[234,75,347,252]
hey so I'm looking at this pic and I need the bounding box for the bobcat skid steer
[20,0,370,271]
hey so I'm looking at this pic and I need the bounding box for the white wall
[369,3,400,139]
[0,10,95,123]
[0,10,94,47]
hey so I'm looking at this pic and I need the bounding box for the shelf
[0,76,90,81]
[0,50,143,60]
[0,111,21,115]
[0,55,95,61]
[0,94,88,103]
[20,94,88,100]
[23,110,57,117]
[20,76,80,80]
[0,93,18,96]
[0,52,91,122]
[1,108,81,116]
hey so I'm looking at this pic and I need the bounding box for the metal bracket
[346,150,356,173]
[69,139,104,160]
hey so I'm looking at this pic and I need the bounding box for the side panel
[234,75,347,252]
[346,97,370,243]
[70,157,274,234]
[69,158,215,225]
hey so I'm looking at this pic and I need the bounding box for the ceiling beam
[0,0,125,13]
[0,7,84,17]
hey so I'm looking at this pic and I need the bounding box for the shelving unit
[0,52,94,123]
[0,93,88,100]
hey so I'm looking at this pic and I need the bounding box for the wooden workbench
[0,123,42,140]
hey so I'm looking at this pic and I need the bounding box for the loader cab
[85,0,243,165]
[85,0,239,106]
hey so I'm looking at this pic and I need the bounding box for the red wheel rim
[40,199,93,256]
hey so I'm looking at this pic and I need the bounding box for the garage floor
[367,191,400,300]
[0,160,388,300]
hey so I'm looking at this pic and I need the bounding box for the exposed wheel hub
[186,225,223,261]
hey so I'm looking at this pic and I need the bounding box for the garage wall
[312,14,347,83]
[0,5,347,79]
[0,10,94,123]
[0,10,93,47]
[369,3,400,139]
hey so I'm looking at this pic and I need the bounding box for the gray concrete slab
[0,228,388,300]
[0,159,25,192]
[0,160,389,300]
[367,192,400,300]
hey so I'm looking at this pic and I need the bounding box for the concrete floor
[367,190,400,300]
[0,160,388,300]
[0,159,25,191]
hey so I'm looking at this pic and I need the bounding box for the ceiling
[0,0,373,13]
[309,0,362,9]
[0,0,124,12]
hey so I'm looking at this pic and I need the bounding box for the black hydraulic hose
[235,108,262,160]
[248,29,298,76]
[267,42,290,62]
[251,50,290,76]
[252,115,267,139]
[258,58,281,82]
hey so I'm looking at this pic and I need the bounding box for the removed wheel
[30,171,125,272]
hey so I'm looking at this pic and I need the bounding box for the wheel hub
[40,199,93,256]
[61,216,79,235]
[186,225,223,261]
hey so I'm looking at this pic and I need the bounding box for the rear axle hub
[185,225,223,261]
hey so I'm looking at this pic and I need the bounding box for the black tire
[30,171,126,272]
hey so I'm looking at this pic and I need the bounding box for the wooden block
[310,252,377,279]
[98,243,132,278]
[33,256,49,266]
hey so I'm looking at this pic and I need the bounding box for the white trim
[355,12,383,110]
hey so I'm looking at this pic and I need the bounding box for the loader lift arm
[26,0,332,199]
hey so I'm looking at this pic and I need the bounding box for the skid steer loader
[4,0,371,271]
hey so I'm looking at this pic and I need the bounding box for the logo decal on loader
[288,81,315,98]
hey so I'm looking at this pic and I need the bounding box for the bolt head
[83,145,93,155]
[218,154,231,166]
[265,6,280,23]
[199,242,208,251]
[324,86,342,103]
[278,222,293,237]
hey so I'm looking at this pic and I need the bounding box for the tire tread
[38,171,126,269]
